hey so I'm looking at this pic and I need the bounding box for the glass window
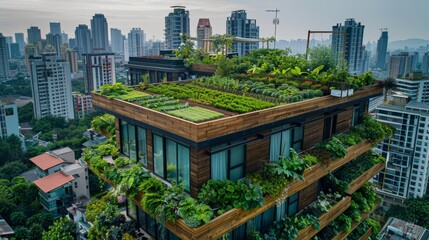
[270,126,303,161]
[275,192,299,221]
[121,120,129,156]
[128,124,136,161]
[126,200,137,220]
[211,143,245,181]
[138,127,147,167]
[153,135,164,177]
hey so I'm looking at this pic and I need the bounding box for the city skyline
[0,0,428,43]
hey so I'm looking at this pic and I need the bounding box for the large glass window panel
[166,139,177,182]
[211,150,228,180]
[128,124,136,160]
[280,130,292,157]
[230,145,244,167]
[121,121,129,156]
[276,200,287,221]
[270,131,282,161]
[262,207,276,232]
[178,145,190,191]
[127,200,137,220]
[153,135,164,177]
[137,127,147,167]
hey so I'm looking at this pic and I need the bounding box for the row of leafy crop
[146,82,275,113]
[194,76,323,104]
[345,218,380,240]
[314,183,382,240]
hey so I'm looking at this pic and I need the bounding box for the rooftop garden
[82,115,392,239]
[95,46,379,123]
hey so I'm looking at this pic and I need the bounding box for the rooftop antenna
[266,9,280,49]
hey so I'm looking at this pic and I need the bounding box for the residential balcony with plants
[84,49,394,240]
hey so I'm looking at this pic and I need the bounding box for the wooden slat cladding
[336,108,353,134]
[92,85,382,143]
[115,117,120,148]
[359,227,373,240]
[190,147,210,198]
[146,129,154,172]
[298,182,319,211]
[346,163,385,195]
[246,131,270,174]
[332,204,379,240]
[303,116,324,149]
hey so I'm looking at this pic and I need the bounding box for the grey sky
[0,0,428,43]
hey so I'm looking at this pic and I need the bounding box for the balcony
[347,163,385,195]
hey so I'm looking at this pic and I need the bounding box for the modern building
[0,101,19,139]
[4,36,13,59]
[25,43,38,72]
[82,53,116,94]
[128,28,146,57]
[90,14,109,52]
[46,33,62,56]
[64,49,79,74]
[27,26,42,45]
[75,24,92,56]
[9,43,20,59]
[29,54,74,119]
[31,147,89,218]
[50,22,62,35]
[61,32,69,45]
[110,28,124,54]
[15,33,25,57]
[422,52,429,74]
[332,18,365,75]
[374,78,429,205]
[146,40,163,56]
[378,217,429,240]
[375,30,388,70]
[165,6,190,50]
[73,93,93,119]
[196,18,212,50]
[387,52,416,78]
[90,63,385,239]
[226,10,260,56]
[0,33,9,79]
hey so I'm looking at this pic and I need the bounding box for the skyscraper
[29,54,74,119]
[25,43,37,72]
[226,10,260,56]
[46,33,62,57]
[61,32,69,45]
[375,30,388,69]
[75,24,92,56]
[15,33,25,57]
[196,18,212,51]
[27,26,42,45]
[165,6,190,50]
[4,36,13,59]
[10,43,20,59]
[332,18,365,75]
[110,28,124,54]
[0,33,9,79]
[49,22,61,35]
[83,53,116,94]
[90,14,109,52]
[128,28,145,57]
[387,52,415,78]
[422,52,429,74]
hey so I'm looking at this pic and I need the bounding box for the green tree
[26,212,53,230]
[29,224,44,240]
[0,135,25,166]
[0,161,28,180]
[42,217,76,240]
[13,226,31,240]
[10,211,27,227]
[18,102,34,123]
[308,44,336,71]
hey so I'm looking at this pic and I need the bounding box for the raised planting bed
[116,90,150,101]
[167,107,224,123]
[296,197,352,240]
[347,163,385,195]
[359,227,373,240]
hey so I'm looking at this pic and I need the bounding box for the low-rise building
[378,217,429,240]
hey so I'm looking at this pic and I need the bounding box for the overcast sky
[0,0,428,43]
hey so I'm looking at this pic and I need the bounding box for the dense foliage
[0,76,32,97]
[91,114,116,137]
[41,217,76,240]
[18,102,34,123]
[386,198,429,229]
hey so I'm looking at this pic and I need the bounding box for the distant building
[147,40,163,56]
[64,49,79,73]
[75,24,92,56]
[82,53,116,94]
[165,6,190,50]
[332,18,365,75]
[46,33,62,56]
[4,36,12,59]
[27,26,42,45]
[24,43,38,72]
[423,52,429,74]
[0,101,19,139]
[110,28,124,54]
[49,22,62,35]
[226,10,260,56]
[387,52,416,78]
[375,30,388,69]
[30,54,74,119]
[73,93,93,119]
[15,33,25,57]
[378,217,429,240]
[31,147,89,218]
[128,28,145,57]
[0,33,9,79]
[196,18,212,50]
[91,14,109,52]
[10,43,20,59]
[61,32,69,45]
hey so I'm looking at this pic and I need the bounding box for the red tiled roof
[30,153,64,170]
[33,171,74,193]
[198,18,211,27]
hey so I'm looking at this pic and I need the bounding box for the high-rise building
[4,36,13,59]
[10,43,20,59]
[64,49,79,74]
[110,28,124,54]
[147,40,163,56]
[196,18,212,51]
[332,18,365,75]
[46,33,62,57]
[27,26,42,45]
[49,22,61,35]
[25,43,37,72]
[61,32,69,45]
[226,10,260,56]
[90,14,109,52]
[75,24,92,56]
[0,33,9,79]
[165,6,190,50]
[0,102,19,139]
[123,38,129,61]
[29,54,74,119]
[15,33,25,57]
[82,53,116,94]
[374,78,429,203]
[375,30,388,69]
[422,52,429,74]
[72,93,93,119]
[128,28,145,57]
[387,52,415,78]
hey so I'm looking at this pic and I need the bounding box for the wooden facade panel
[336,109,353,134]
[190,147,210,198]
[303,117,324,149]
[146,129,154,172]
[298,182,319,211]
[246,134,270,175]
